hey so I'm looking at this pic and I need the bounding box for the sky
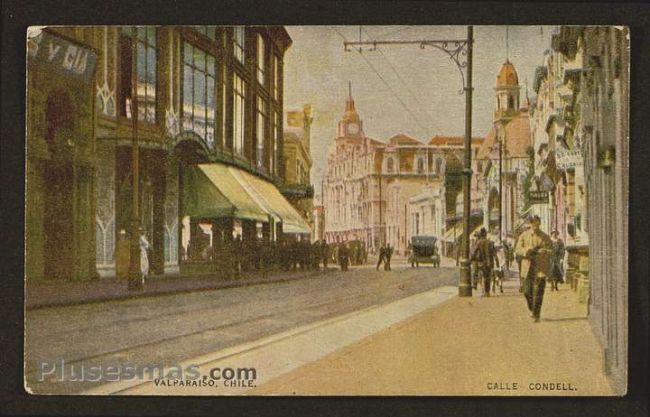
[282,25,557,189]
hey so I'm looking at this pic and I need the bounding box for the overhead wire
[331,27,431,136]
[360,26,440,136]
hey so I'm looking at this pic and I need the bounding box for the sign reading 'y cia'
[27,28,97,84]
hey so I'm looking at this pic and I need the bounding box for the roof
[477,111,532,160]
[366,137,385,147]
[496,60,519,88]
[428,135,483,147]
[387,133,422,146]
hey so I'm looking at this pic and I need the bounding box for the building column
[164,157,180,273]
[95,143,116,277]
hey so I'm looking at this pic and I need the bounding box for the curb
[26,268,337,310]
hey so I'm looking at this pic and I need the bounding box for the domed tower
[494,60,521,121]
[338,82,364,138]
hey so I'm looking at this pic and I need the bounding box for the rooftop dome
[496,60,519,88]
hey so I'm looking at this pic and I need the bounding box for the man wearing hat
[471,227,499,296]
[470,231,481,289]
[514,215,553,322]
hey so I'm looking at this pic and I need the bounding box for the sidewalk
[252,277,614,396]
[26,268,334,310]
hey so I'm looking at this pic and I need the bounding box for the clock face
[348,123,359,134]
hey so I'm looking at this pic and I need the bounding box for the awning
[442,223,482,243]
[194,164,270,222]
[234,169,311,234]
[182,166,234,219]
[228,168,281,223]
[442,223,464,243]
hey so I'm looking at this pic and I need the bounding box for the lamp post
[492,121,504,243]
[127,26,143,291]
[344,26,474,296]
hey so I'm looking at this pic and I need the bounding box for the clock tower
[338,82,363,138]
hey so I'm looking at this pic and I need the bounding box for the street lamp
[344,26,475,297]
[127,26,143,291]
[492,121,504,243]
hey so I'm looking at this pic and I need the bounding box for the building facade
[529,27,628,393]
[281,104,315,236]
[26,25,310,282]
[323,88,470,255]
[475,60,533,242]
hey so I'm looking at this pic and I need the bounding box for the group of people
[115,227,151,283]
[469,215,566,323]
[375,244,394,271]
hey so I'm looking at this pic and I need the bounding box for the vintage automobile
[408,235,440,268]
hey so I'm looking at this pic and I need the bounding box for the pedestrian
[549,230,566,291]
[471,228,499,296]
[338,243,350,271]
[376,244,386,271]
[470,232,481,289]
[514,215,553,322]
[503,240,511,271]
[138,228,150,281]
[385,244,393,271]
[321,240,329,269]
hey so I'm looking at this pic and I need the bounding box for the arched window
[508,95,514,110]
[387,157,394,173]
[435,157,443,174]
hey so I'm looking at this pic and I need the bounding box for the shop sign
[529,191,549,205]
[28,30,97,84]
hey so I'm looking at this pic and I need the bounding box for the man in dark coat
[321,240,330,269]
[338,243,350,271]
[470,232,481,289]
[385,244,393,271]
[376,244,386,271]
[471,228,500,296]
[549,230,566,291]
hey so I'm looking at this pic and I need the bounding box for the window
[233,74,246,155]
[192,26,216,40]
[436,157,443,174]
[256,96,267,169]
[417,158,425,174]
[271,111,280,174]
[182,42,216,146]
[234,26,245,64]
[257,33,266,85]
[387,158,394,173]
[120,27,156,123]
[272,55,280,100]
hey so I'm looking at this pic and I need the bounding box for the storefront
[26,28,99,282]
[179,163,310,274]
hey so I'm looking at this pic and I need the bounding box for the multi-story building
[281,104,315,236]
[475,60,533,241]
[323,87,471,255]
[529,26,628,392]
[26,25,309,281]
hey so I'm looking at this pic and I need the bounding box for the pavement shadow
[542,316,587,322]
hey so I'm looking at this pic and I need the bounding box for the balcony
[279,183,314,199]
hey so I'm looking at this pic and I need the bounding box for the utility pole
[128,26,143,291]
[458,26,474,297]
[344,27,474,296]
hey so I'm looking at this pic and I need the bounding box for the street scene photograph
[24,25,628,396]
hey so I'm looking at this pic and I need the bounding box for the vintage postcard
[24,25,628,396]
